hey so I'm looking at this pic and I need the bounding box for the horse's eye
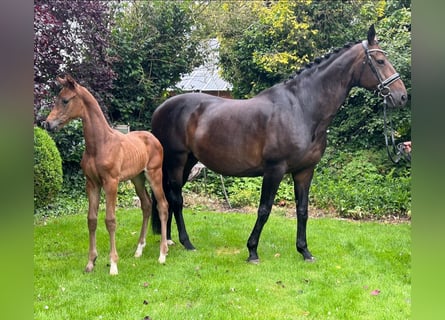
[376,59,385,65]
[62,98,69,105]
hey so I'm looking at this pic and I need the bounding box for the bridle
[361,40,410,165]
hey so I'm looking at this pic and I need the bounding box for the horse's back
[152,93,280,176]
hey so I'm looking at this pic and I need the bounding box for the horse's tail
[151,191,162,234]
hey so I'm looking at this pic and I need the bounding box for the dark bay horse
[151,25,407,263]
[45,75,169,275]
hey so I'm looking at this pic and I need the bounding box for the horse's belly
[192,142,264,177]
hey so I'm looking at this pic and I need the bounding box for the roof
[174,39,232,92]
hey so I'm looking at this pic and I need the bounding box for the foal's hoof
[109,262,119,275]
[158,255,167,264]
[85,263,94,273]
[167,240,175,246]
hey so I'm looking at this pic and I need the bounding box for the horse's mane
[288,40,362,80]
[256,40,362,95]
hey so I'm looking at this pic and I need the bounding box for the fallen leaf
[370,289,381,296]
[143,300,149,305]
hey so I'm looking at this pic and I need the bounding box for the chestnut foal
[45,75,169,275]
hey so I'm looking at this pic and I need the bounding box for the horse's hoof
[247,258,260,265]
[167,240,175,246]
[305,256,316,263]
[134,242,146,258]
[85,263,94,273]
[109,262,118,275]
[158,254,167,264]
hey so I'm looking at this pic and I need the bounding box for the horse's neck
[296,46,360,124]
[79,91,114,155]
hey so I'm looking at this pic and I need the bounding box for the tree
[216,0,316,98]
[34,0,116,176]
[108,0,203,130]
[34,0,116,124]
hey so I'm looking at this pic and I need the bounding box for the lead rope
[383,97,411,165]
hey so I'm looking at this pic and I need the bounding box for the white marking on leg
[158,252,167,264]
[85,261,94,273]
[109,261,118,275]
[167,239,175,246]
[134,241,146,258]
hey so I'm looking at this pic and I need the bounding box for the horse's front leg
[85,179,100,273]
[103,178,119,275]
[293,169,315,262]
[247,166,285,263]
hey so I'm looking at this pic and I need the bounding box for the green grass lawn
[34,209,410,319]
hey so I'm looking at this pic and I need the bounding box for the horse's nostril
[402,94,407,101]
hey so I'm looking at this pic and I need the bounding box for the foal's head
[45,75,85,131]
[355,25,408,108]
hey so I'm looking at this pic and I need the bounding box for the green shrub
[311,149,411,218]
[34,126,63,212]
[227,177,262,207]
[171,148,411,218]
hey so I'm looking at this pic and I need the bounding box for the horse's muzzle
[387,90,408,108]
[42,120,60,132]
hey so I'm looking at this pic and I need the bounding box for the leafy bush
[34,126,63,212]
[184,148,411,218]
[311,149,411,218]
[227,177,262,207]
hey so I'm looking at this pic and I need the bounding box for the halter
[361,40,410,165]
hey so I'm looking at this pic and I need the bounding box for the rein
[383,99,411,164]
[361,40,410,165]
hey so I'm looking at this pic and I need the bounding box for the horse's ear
[367,24,377,45]
[56,74,76,90]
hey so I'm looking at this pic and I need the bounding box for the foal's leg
[131,174,152,258]
[145,168,169,264]
[85,178,101,273]
[247,165,286,263]
[292,168,315,261]
[152,182,175,246]
[103,178,120,275]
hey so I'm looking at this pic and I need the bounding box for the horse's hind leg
[85,178,100,273]
[151,154,195,251]
[168,158,196,250]
[145,168,169,264]
[132,174,152,258]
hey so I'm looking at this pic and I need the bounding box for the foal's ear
[56,74,77,90]
[367,24,377,45]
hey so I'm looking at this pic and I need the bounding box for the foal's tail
[151,191,162,235]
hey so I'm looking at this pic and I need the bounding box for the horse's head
[356,25,408,108]
[44,74,84,131]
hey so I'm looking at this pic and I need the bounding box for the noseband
[361,41,410,165]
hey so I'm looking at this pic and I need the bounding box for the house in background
[173,39,233,98]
